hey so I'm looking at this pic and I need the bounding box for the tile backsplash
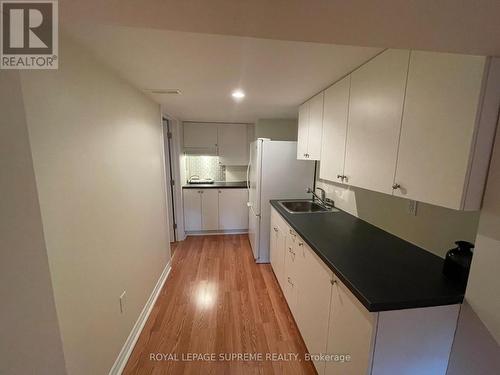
[186,155,225,181]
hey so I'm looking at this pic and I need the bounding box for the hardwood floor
[123,235,316,375]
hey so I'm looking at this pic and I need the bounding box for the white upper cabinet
[319,76,351,183]
[183,122,218,150]
[183,123,249,164]
[297,92,324,160]
[297,102,310,159]
[343,49,410,195]
[307,92,325,160]
[393,52,491,210]
[218,124,248,166]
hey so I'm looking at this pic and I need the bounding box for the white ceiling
[61,0,500,56]
[67,26,382,122]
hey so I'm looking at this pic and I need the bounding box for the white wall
[316,176,479,258]
[17,34,171,375]
[225,166,247,181]
[255,118,297,141]
[464,118,500,342]
[446,118,500,375]
[0,72,67,375]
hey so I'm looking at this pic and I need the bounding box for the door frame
[162,114,186,241]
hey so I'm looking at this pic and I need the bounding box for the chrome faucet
[307,187,334,208]
[315,187,326,202]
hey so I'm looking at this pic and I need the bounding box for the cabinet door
[320,76,350,182]
[270,209,286,290]
[218,189,248,230]
[183,189,202,231]
[344,49,410,194]
[307,92,325,160]
[201,189,219,230]
[393,51,487,209]
[283,229,300,316]
[218,124,248,165]
[295,241,333,375]
[297,102,310,160]
[183,122,218,149]
[325,278,376,375]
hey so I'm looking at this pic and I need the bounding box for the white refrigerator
[247,139,315,263]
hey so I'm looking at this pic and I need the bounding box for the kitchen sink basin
[278,200,336,214]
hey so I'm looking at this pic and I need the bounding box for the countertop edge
[183,182,247,189]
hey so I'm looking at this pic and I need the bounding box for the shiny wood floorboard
[123,234,316,375]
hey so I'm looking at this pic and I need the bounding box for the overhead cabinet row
[298,50,500,210]
[183,122,249,165]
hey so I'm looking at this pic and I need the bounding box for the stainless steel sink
[278,200,337,214]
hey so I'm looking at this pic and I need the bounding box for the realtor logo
[1,0,58,69]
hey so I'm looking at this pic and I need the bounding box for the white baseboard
[185,229,248,236]
[109,260,172,375]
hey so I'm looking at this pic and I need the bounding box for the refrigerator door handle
[246,162,250,191]
[246,146,251,191]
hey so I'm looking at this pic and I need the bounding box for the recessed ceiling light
[231,89,245,100]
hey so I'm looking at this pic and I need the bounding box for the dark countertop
[182,181,247,189]
[270,200,465,312]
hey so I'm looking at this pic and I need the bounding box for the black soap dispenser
[443,241,474,286]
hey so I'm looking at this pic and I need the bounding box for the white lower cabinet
[270,207,460,375]
[183,189,202,231]
[218,189,248,230]
[295,241,333,375]
[270,209,287,290]
[201,189,219,230]
[283,229,300,317]
[183,188,248,232]
[325,277,376,375]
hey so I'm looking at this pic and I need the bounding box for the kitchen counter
[270,200,466,312]
[182,181,247,189]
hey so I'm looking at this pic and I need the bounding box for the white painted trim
[164,115,186,241]
[108,260,172,375]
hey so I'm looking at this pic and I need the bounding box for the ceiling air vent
[145,89,182,95]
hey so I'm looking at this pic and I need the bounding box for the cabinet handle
[337,174,343,180]
[392,183,401,190]
[287,277,294,286]
[330,279,337,285]
[288,247,295,256]
[343,176,348,183]
[298,242,303,247]
[289,229,296,237]
[273,227,278,232]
